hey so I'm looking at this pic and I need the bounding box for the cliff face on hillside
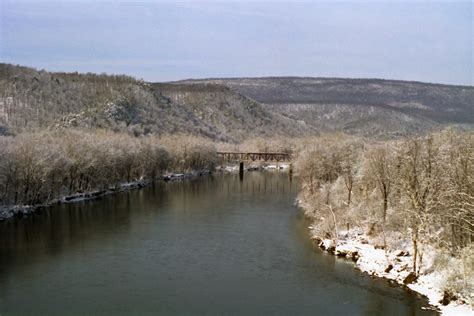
[1,64,472,140]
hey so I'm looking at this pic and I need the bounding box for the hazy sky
[1,0,472,85]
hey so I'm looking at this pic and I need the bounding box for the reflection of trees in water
[0,172,436,315]
[0,172,295,281]
[0,193,136,279]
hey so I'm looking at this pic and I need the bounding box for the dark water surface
[0,172,436,315]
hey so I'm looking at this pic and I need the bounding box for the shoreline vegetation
[0,129,291,220]
[294,129,473,315]
[1,127,472,315]
[0,130,218,220]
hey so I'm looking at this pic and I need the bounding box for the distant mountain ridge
[177,77,473,137]
[0,64,472,140]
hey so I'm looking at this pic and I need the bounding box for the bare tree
[367,145,394,222]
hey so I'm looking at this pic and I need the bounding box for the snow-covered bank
[0,170,212,221]
[163,170,211,181]
[0,181,150,220]
[216,163,291,172]
[59,179,151,204]
[0,205,37,220]
[309,228,473,315]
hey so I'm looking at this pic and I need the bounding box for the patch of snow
[264,164,278,169]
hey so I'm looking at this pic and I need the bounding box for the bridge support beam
[216,152,292,163]
[239,161,244,181]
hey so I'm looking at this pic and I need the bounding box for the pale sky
[0,0,472,85]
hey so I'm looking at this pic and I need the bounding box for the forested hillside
[154,83,312,141]
[0,64,221,139]
[1,64,472,140]
[0,64,309,141]
[181,77,474,137]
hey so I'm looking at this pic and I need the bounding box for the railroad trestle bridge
[217,152,293,178]
[216,152,292,162]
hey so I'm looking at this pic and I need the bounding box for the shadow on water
[0,171,437,315]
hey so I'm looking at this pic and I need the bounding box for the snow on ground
[438,303,473,316]
[309,228,473,315]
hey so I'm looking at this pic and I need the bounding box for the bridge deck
[217,152,292,162]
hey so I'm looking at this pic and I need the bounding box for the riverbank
[291,130,473,315]
[307,226,473,316]
[0,164,287,221]
[0,170,212,221]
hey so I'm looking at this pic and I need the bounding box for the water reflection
[0,172,436,315]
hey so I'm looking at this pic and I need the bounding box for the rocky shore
[309,228,473,316]
[0,166,285,221]
[0,170,212,221]
[0,166,283,221]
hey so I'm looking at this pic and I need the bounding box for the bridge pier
[239,161,244,180]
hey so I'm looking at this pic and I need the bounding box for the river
[0,171,436,315]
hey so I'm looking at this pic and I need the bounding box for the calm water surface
[0,172,436,315]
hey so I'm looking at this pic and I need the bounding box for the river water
[0,172,436,315]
